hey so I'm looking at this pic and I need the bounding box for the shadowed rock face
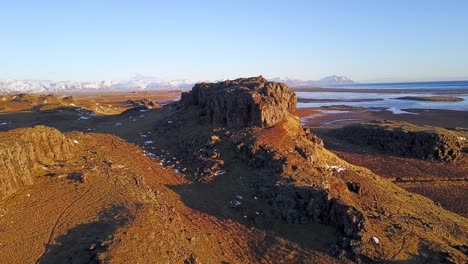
[181,76,297,128]
[0,126,75,199]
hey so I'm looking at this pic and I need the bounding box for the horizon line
[1,76,468,85]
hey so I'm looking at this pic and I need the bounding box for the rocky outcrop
[235,131,366,239]
[332,120,465,161]
[269,186,367,238]
[124,98,160,109]
[181,76,296,128]
[0,125,75,199]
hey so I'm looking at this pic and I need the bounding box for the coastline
[294,83,468,129]
[293,86,468,94]
[298,107,468,128]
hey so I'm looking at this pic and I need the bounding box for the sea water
[326,80,468,90]
[296,81,468,113]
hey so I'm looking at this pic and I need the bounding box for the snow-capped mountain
[146,80,195,90]
[316,75,355,85]
[112,79,152,90]
[0,75,354,93]
[0,78,196,93]
[0,80,49,93]
[269,75,355,87]
[269,77,316,87]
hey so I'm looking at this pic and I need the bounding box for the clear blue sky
[1,0,467,82]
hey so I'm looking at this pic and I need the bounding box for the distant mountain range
[270,75,355,87]
[0,78,196,93]
[0,75,354,93]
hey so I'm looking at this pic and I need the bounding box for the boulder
[181,76,296,128]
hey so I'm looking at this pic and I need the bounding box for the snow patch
[326,165,346,173]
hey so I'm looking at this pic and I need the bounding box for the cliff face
[0,126,75,199]
[181,76,296,128]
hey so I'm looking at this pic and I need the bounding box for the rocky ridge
[332,120,467,161]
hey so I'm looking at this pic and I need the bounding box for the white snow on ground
[372,237,380,244]
[326,165,346,173]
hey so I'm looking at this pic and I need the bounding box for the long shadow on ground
[37,204,132,264]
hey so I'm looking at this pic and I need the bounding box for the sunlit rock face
[181,76,297,128]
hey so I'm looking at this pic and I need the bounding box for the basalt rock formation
[0,125,75,199]
[181,76,296,128]
[332,120,466,162]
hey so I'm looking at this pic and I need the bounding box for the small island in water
[396,96,464,102]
